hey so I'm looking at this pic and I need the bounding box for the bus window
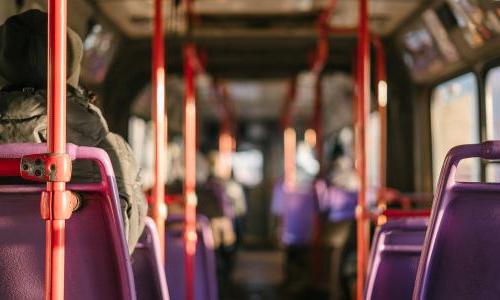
[128,116,154,188]
[367,111,380,190]
[233,148,263,187]
[81,24,118,85]
[431,73,479,187]
[485,66,500,181]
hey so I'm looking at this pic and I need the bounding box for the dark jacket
[0,85,148,253]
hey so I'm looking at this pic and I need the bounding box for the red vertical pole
[282,78,297,191]
[46,1,67,299]
[152,0,167,263]
[218,121,233,179]
[308,0,334,281]
[284,127,297,191]
[217,84,235,179]
[373,36,387,211]
[310,75,323,282]
[184,44,197,300]
[355,0,370,298]
[313,77,323,167]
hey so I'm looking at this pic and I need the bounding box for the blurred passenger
[196,152,237,290]
[203,152,236,239]
[0,10,148,253]
[271,142,320,297]
[318,128,358,300]
[223,172,247,245]
[159,140,237,250]
[224,175,246,217]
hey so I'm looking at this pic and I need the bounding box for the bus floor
[219,248,330,300]
[220,249,283,300]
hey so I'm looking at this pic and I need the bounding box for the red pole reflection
[373,36,388,216]
[281,78,297,191]
[152,0,167,263]
[355,0,370,298]
[46,1,68,299]
[184,44,198,300]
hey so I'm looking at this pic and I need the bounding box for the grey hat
[0,9,82,88]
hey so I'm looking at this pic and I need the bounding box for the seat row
[0,143,218,300]
[366,141,500,299]
[272,141,500,299]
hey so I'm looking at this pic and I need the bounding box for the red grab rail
[218,121,233,179]
[184,44,198,300]
[152,0,167,263]
[280,77,298,191]
[383,209,431,219]
[311,78,323,166]
[355,0,370,298]
[211,82,235,179]
[45,1,73,299]
[0,159,21,177]
[373,36,387,210]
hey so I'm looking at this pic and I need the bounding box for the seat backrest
[132,217,170,300]
[271,179,285,216]
[206,179,235,219]
[0,143,135,300]
[414,141,500,299]
[165,214,218,300]
[320,186,358,222]
[271,179,318,245]
[281,189,316,246]
[365,218,427,300]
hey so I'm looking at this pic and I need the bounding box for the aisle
[221,250,284,300]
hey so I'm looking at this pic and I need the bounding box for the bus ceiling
[6,1,499,84]
[0,0,429,80]
[95,0,421,39]
[7,0,419,43]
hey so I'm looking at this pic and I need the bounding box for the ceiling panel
[95,0,424,38]
[193,0,317,15]
[329,0,420,35]
[225,79,287,120]
[97,0,185,37]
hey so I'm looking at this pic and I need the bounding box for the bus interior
[1,0,500,300]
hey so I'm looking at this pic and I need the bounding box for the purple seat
[271,179,285,216]
[271,181,316,245]
[364,218,428,300]
[414,141,500,299]
[315,180,377,222]
[318,183,358,222]
[165,214,218,300]
[132,217,170,300]
[0,143,135,299]
[207,179,235,219]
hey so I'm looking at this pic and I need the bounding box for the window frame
[429,71,482,187]
[479,63,500,182]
